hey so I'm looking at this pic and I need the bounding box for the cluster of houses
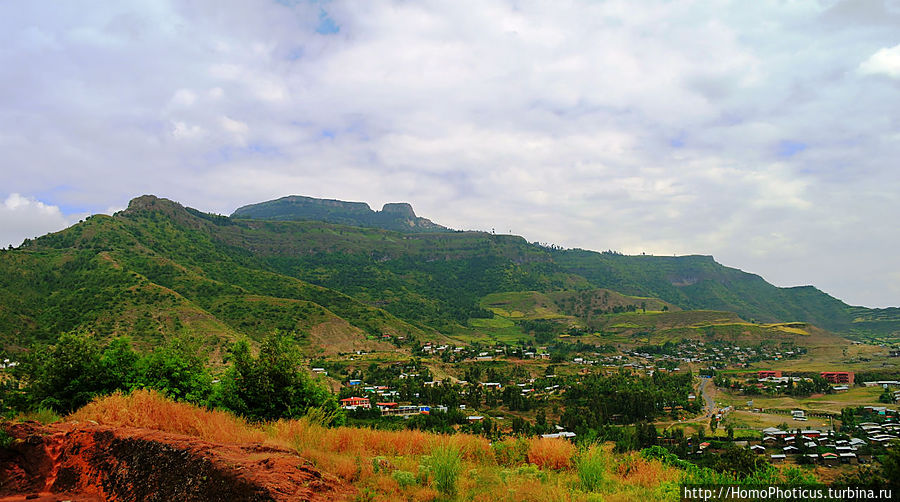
[418,342,555,362]
[627,341,801,372]
[858,421,900,445]
[415,340,798,370]
[855,407,900,447]
[751,427,869,465]
[338,396,449,417]
[752,370,855,392]
[571,353,685,375]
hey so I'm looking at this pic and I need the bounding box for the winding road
[658,376,718,431]
[699,377,716,417]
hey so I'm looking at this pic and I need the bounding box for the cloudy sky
[2,0,899,307]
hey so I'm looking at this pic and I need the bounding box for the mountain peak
[231,195,448,233]
[123,195,186,215]
[380,202,416,219]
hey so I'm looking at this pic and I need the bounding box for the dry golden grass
[69,390,682,501]
[613,452,678,488]
[526,437,576,470]
[500,476,577,502]
[406,485,439,501]
[269,417,491,461]
[69,389,265,444]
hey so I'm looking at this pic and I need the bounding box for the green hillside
[467,290,843,347]
[552,250,900,336]
[0,194,897,354]
[0,197,427,354]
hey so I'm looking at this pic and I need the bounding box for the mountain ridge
[1,194,898,352]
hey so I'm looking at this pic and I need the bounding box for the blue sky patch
[777,140,807,158]
[316,9,339,34]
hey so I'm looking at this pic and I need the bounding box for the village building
[820,371,854,384]
[340,397,370,410]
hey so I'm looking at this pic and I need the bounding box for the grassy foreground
[68,390,686,501]
[67,390,826,500]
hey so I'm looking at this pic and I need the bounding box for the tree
[15,331,106,412]
[99,337,140,392]
[218,332,338,421]
[880,443,900,491]
[136,337,212,403]
[636,422,658,448]
[512,416,529,435]
[714,445,768,477]
[534,409,548,435]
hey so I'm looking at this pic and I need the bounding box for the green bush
[576,446,606,492]
[372,456,390,474]
[0,428,14,449]
[492,437,529,466]
[392,470,417,488]
[513,464,547,482]
[423,444,462,496]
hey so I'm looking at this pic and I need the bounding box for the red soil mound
[0,421,352,501]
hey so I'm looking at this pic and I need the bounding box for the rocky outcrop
[0,422,351,501]
[230,195,449,232]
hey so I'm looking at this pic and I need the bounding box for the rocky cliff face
[231,195,449,233]
[380,202,416,219]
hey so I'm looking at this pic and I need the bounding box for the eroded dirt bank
[0,421,351,501]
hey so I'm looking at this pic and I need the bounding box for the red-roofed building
[757,370,782,379]
[339,397,371,409]
[820,372,854,384]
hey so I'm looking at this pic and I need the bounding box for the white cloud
[859,43,900,78]
[0,194,75,248]
[1,0,900,307]
[221,115,249,140]
[171,121,204,140]
[169,88,197,107]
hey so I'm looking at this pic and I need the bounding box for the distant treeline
[0,331,338,423]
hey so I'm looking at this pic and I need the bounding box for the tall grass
[422,443,461,497]
[576,445,606,491]
[69,389,265,444]
[269,415,491,460]
[526,437,575,470]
